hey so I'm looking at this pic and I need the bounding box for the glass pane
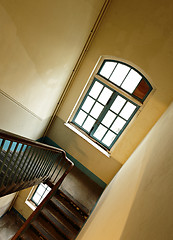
[32,194,41,205]
[101,111,116,128]
[75,110,87,126]
[81,96,95,113]
[98,87,113,105]
[121,69,142,93]
[109,63,130,86]
[99,61,117,79]
[93,125,107,140]
[110,95,126,114]
[40,190,51,203]
[46,186,51,192]
[36,184,46,195]
[83,116,96,132]
[111,117,126,134]
[120,102,136,120]
[102,131,116,146]
[89,81,104,99]
[90,102,104,119]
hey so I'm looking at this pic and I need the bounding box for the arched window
[66,58,153,155]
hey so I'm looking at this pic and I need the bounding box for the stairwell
[13,166,104,240]
[19,189,89,240]
[0,130,105,239]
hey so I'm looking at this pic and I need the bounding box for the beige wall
[0,0,105,138]
[0,0,105,216]
[13,187,33,220]
[0,192,16,217]
[76,102,173,240]
[48,0,173,183]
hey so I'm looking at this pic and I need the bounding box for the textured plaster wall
[0,0,105,217]
[76,102,173,240]
[48,0,173,183]
[0,193,16,217]
[0,0,104,138]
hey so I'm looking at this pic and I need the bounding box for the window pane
[81,96,95,113]
[109,63,130,86]
[101,111,116,128]
[110,95,126,114]
[99,61,117,79]
[93,125,107,140]
[32,194,41,205]
[40,190,51,203]
[120,102,136,120]
[111,117,126,134]
[47,186,51,192]
[121,69,142,93]
[75,110,87,126]
[90,102,104,119]
[98,87,113,105]
[36,184,46,195]
[89,81,103,99]
[83,116,96,132]
[102,131,116,146]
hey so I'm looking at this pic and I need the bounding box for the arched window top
[67,57,153,155]
[98,60,152,103]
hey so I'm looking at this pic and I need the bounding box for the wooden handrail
[0,129,67,156]
[11,161,74,239]
[0,129,74,197]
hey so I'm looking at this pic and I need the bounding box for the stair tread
[31,221,55,240]
[44,203,79,233]
[32,215,65,240]
[60,189,89,215]
[50,196,85,229]
[41,206,77,239]
[21,227,41,240]
[55,190,88,220]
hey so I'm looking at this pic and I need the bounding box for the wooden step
[31,215,65,240]
[41,205,78,240]
[57,190,88,218]
[53,190,88,223]
[50,195,85,230]
[20,226,42,240]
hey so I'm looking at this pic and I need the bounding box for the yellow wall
[0,0,105,218]
[48,0,173,183]
[0,0,105,217]
[13,187,33,220]
[0,0,105,138]
[0,192,16,217]
[76,101,173,240]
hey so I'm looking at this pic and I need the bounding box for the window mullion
[90,91,117,139]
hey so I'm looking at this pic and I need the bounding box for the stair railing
[12,172,72,239]
[0,129,74,197]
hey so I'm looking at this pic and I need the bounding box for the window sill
[25,186,37,211]
[65,122,111,158]
[25,199,36,211]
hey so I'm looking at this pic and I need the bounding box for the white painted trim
[25,185,37,211]
[65,122,110,158]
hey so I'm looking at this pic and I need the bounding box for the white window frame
[65,56,153,157]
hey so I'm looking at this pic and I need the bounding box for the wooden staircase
[0,129,74,198]
[14,189,88,240]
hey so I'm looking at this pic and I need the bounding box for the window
[66,58,153,155]
[31,183,51,206]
